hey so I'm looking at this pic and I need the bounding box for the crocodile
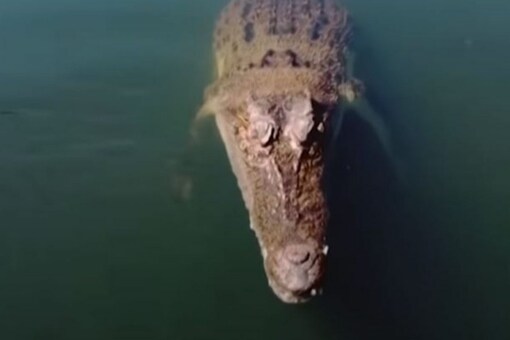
[199,0,361,303]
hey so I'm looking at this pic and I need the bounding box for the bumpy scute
[202,0,354,303]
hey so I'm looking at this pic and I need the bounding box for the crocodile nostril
[284,245,312,265]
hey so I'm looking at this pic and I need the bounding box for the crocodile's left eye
[250,119,276,146]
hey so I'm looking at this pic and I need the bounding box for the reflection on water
[0,0,508,339]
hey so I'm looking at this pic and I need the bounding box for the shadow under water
[318,105,464,340]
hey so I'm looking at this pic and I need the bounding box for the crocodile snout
[266,243,324,303]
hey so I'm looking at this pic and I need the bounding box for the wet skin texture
[200,0,357,303]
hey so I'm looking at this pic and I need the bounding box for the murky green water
[0,0,508,339]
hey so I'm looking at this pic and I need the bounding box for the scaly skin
[200,0,355,303]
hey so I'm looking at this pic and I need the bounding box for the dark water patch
[321,110,462,340]
[0,110,19,115]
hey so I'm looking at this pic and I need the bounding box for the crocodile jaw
[215,104,329,303]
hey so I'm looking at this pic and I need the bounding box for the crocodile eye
[281,94,315,146]
[291,115,314,143]
[251,119,275,146]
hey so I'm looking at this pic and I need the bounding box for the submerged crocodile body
[200,0,358,303]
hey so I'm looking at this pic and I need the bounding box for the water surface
[0,0,508,339]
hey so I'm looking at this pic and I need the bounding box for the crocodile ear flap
[337,79,365,103]
[196,81,230,120]
[196,88,220,120]
[190,81,231,144]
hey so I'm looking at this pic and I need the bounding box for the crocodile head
[202,78,333,303]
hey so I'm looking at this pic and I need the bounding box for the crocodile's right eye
[289,114,314,144]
